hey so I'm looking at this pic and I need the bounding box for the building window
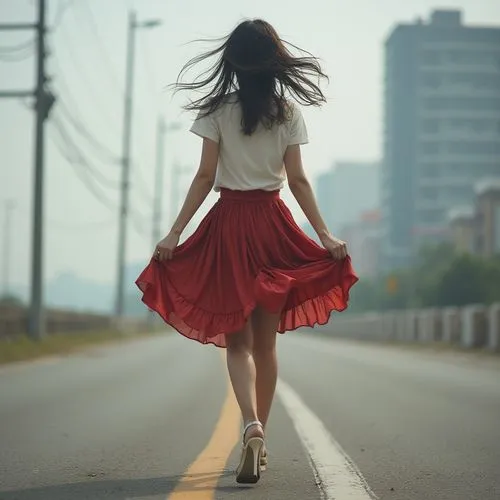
[421,119,440,133]
[420,187,438,201]
[446,163,472,176]
[444,72,500,90]
[421,50,441,65]
[420,162,440,177]
[419,209,443,224]
[421,142,440,154]
[447,50,493,65]
[447,142,500,155]
[446,185,472,202]
[421,73,441,88]
[447,119,490,133]
[424,97,500,110]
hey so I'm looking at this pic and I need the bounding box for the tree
[348,242,500,312]
[0,295,24,308]
[431,254,500,307]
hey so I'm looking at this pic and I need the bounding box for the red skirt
[135,188,358,348]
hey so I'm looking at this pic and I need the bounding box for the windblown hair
[174,19,328,135]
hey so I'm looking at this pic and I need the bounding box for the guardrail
[0,306,148,339]
[319,303,500,352]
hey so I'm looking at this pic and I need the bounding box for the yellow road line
[168,353,240,499]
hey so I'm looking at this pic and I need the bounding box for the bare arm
[284,145,347,259]
[155,138,218,261]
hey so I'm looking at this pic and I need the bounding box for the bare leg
[225,321,263,440]
[252,306,280,430]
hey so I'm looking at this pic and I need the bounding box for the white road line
[277,379,378,500]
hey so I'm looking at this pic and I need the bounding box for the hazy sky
[1,0,500,293]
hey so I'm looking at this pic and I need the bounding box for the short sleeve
[190,111,220,143]
[288,104,309,145]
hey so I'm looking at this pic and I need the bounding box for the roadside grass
[0,328,166,365]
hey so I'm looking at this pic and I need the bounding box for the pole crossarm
[0,23,36,31]
[0,90,34,98]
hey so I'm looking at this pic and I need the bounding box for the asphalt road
[1,331,499,500]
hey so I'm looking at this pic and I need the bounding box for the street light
[152,118,182,250]
[136,20,162,29]
[115,11,162,321]
[147,119,182,328]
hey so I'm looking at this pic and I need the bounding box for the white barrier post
[487,303,500,352]
[462,305,487,349]
[442,307,461,344]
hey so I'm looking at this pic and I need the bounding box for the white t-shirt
[190,93,308,192]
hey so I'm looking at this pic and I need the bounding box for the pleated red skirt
[136,188,358,348]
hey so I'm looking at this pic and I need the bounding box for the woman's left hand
[154,232,180,262]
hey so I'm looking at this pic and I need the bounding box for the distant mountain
[8,260,151,317]
[46,272,114,314]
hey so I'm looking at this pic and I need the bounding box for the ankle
[243,420,264,441]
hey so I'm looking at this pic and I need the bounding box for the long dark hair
[174,19,328,135]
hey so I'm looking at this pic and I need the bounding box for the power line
[51,60,155,205]
[15,205,115,230]
[49,117,151,238]
[50,50,153,202]
[0,39,34,62]
[52,28,122,129]
[0,50,33,62]
[56,99,120,164]
[50,115,121,191]
[52,28,155,204]
[79,1,158,205]
[52,0,77,30]
[80,0,124,93]
[0,39,34,53]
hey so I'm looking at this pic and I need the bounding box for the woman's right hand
[319,232,348,260]
[154,231,180,262]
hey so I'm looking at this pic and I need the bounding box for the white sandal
[236,420,265,484]
[260,447,268,471]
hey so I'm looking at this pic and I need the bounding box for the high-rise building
[340,210,382,278]
[315,161,380,236]
[448,179,500,257]
[382,9,500,270]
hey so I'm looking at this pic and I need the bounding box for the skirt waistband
[219,188,281,202]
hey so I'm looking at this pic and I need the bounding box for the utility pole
[0,0,55,339]
[29,0,53,339]
[152,116,165,249]
[115,11,137,322]
[115,12,161,322]
[2,201,15,298]
[146,116,165,329]
[170,162,191,227]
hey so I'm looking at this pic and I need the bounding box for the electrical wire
[79,1,158,205]
[0,39,34,62]
[0,39,34,53]
[56,99,120,164]
[15,206,115,231]
[49,117,151,238]
[0,51,33,62]
[52,29,155,203]
[80,0,124,93]
[52,0,77,30]
[51,115,120,192]
[53,28,122,130]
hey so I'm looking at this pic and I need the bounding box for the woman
[136,19,358,484]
